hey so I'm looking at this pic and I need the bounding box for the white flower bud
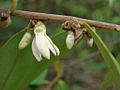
[66,31,75,49]
[86,27,95,47]
[18,30,33,50]
[87,37,94,47]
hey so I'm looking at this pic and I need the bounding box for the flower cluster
[62,20,95,49]
[19,20,95,62]
[19,21,60,62]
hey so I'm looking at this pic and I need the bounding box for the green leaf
[116,53,120,61]
[0,29,68,90]
[56,80,70,90]
[100,52,120,90]
[83,23,120,90]
[100,72,112,90]
[30,69,48,85]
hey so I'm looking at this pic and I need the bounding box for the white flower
[66,31,75,49]
[32,22,60,62]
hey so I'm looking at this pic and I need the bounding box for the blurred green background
[0,0,120,90]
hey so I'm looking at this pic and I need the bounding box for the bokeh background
[0,0,120,90]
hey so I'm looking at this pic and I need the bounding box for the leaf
[100,52,120,90]
[83,23,120,90]
[57,80,70,90]
[0,29,68,90]
[100,72,112,90]
[30,69,48,85]
[116,53,120,61]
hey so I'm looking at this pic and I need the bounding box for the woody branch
[0,9,120,32]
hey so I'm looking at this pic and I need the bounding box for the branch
[11,10,120,32]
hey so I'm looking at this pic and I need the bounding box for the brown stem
[0,9,120,32]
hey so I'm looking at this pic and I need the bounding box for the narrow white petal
[32,38,42,62]
[35,34,50,60]
[52,43,60,56]
[42,47,50,60]
[46,35,60,56]
[44,35,56,56]
[47,41,57,56]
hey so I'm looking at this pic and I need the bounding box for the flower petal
[46,35,60,56]
[44,35,57,56]
[35,34,50,60]
[52,43,60,56]
[32,38,42,62]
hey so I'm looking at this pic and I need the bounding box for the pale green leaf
[100,52,120,90]
[100,72,112,90]
[57,80,70,90]
[30,69,48,85]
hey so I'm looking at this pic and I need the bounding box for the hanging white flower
[32,21,60,62]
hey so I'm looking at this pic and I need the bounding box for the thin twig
[10,10,120,32]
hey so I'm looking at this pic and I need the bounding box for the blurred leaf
[30,69,48,85]
[0,28,68,90]
[100,72,112,90]
[57,80,70,90]
[100,52,120,90]
[116,53,120,60]
[88,62,105,73]
[83,23,120,90]
[92,7,113,22]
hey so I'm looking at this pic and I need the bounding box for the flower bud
[18,29,33,50]
[87,37,94,47]
[86,27,95,47]
[66,31,75,49]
